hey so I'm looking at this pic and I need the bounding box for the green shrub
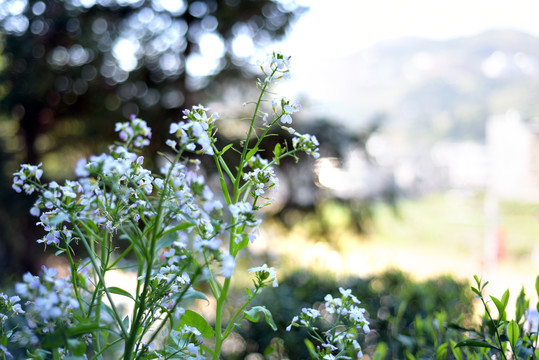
[223,269,474,359]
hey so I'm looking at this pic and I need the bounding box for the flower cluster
[12,163,43,194]
[282,127,320,159]
[115,115,152,148]
[10,266,79,347]
[168,105,219,155]
[0,293,24,326]
[287,288,369,359]
[4,51,327,359]
[156,246,191,292]
[257,51,291,84]
[242,155,279,198]
[272,97,301,125]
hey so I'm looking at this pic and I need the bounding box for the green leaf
[515,287,527,323]
[182,288,209,302]
[471,287,482,297]
[450,339,463,360]
[26,348,50,360]
[220,143,234,156]
[490,295,505,319]
[455,339,500,350]
[535,275,539,298]
[122,315,130,330]
[273,143,282,164]
[106,286,135,301]
[246,287,253,298]
[435,343,448,360]
[448,323,479,334]
[501,289,510,310]
[159,223,194,247]
[244,146,259,163]
[304,339,318,358]
[507,320,520,350]
[67,339,87,356]
[181,310,215,338]
[41,331,64,349]
[67,321,112,337]
[405,351,416,360]
[244,306,277,331]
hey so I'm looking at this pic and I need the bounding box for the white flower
[222,253,235,278]
[248,264,278,287]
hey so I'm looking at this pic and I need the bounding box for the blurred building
[311,109,539,203]
[486,109,539,201]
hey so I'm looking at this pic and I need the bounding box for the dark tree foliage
[0,0,304,164]
[0,0,305,278]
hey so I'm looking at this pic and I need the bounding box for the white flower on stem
[248,264,278,287]
[229,201,254,224]
[165,139,177,149]
[222,253,235,278]
[292,132,320,159]
[12,163,44,194]
[286,315,299,332]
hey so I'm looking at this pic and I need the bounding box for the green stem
[233,69,277,202]
[72,222,128,338]
[481,296,508,360]
[223,288,260,338]
[213,277,231,360]
[125,151,183,360]
[213,150,232,205]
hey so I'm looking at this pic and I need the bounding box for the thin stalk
[223,288,260,338]
[124,151,182,359]
[481,296,508,360]
[212,277,231,360]
[233,69,277,202]
[72,222,128,338]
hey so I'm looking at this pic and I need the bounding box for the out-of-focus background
[1,0,539,357]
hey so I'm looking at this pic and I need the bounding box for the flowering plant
[0,52,329,360]
[286,287,370,359]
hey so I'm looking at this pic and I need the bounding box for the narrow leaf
[304,339,318,358]
[245,146,259,162]
[273,143,282,165]
[181,288,209,302]
[450,339,463,360]
[106,287,135,301]
[435,343,448,360]
[455,339,499,350]
[501,289,510,309]
[471,287,481,297]
[220,143,234,155]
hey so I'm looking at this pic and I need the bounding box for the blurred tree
[0,0,305,279]
[0,0,304,165]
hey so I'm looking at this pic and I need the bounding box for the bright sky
[280,0,539,59]
[268,0,539,121]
